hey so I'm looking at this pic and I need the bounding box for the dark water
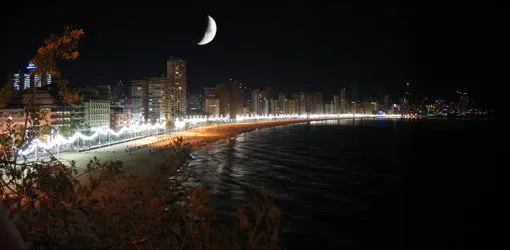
[187,118,495,249]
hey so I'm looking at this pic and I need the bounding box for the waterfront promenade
[51,116,399,174]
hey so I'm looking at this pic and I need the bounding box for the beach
[53,118,345,174]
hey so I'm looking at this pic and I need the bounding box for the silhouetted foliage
[1,137,281,249]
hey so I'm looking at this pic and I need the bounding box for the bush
[1,137,281,249]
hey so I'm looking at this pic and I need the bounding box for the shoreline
[53,117,386,175]
[170,118,349,149]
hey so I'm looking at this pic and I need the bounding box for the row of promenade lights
[18,113,401,157]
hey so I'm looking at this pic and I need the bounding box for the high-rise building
[398,82,412,115]
[145,77,167,123]
[204,98,220,116]
[12,74,20,90]
[324,103,334,114]
[270,99,278,114]
[243,86,252,110]
[277,93,286,114]
[142,77,169,123]
[216,79,245,119]
[383,94,392,113]
[265,86,276,100]
[129,58,186,122]
[305,93,316,114]
[340,88,348,113]
[130,77,167,123]
[283,98,296,114]
[399,97,410,115]
[111,80,128,104]
[456,91,470,114]
[297,92,307,115]
[333,95,340,114]
[251,89,265,115]
[11,72,52,91]
[130,80,144,124]
[84,100,110,128]
[166,57,187,117]
[10,62,52,91]
[262,98,269,115]
[203,87,219,116]
[23,74,30,89]
[314,92,323,114]
[187,93,204,115]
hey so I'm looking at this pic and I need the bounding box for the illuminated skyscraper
[13,74,20,90]
[130,58,187,122]
[135,77,167,123]
[166,57,187,117]
[23,74,30,89]
[11,61,52,90]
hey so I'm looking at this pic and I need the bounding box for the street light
[56,128,60,157]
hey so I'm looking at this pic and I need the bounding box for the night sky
[1,1,489,105]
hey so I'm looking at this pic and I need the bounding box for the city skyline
[1,2,489,105]
[0,3,493,248]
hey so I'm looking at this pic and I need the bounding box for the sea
[186,118,495,249]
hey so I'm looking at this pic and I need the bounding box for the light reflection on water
[185,118,489,249]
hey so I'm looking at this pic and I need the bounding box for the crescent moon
[197,15,217,45]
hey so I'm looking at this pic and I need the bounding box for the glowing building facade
[166,57,187,117]
[11,62,52,90]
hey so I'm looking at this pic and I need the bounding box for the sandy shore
[175,119,318,148]
[53,118,336,175]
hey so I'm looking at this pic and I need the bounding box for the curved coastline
[174,117,386,150]
[53,117,397,175]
